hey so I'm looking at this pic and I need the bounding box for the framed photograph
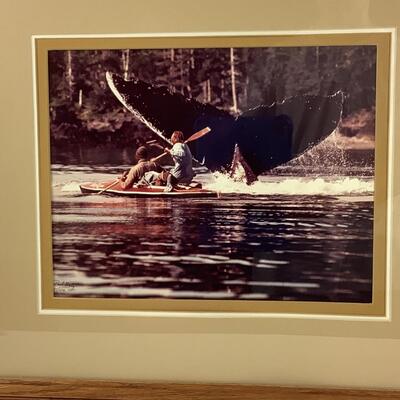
[33,30,393,317]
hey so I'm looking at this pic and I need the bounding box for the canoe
[79,180,218,198]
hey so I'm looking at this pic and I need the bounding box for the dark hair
[171,131,184,143]
[135,146,148,160]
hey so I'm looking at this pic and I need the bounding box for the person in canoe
[120,145,163,189]
[163,130,195,192]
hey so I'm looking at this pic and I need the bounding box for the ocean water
[51,147,374,302]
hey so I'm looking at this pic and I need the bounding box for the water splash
[57,172,374,197]
[205,172,373,196]
[283,130,349,174]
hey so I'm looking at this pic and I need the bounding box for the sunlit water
[51,151,374,302]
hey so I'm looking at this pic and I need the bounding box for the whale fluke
[106,72,343,178]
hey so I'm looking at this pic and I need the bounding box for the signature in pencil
[54,280,76,293]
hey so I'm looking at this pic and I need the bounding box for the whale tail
[106,72,343,179]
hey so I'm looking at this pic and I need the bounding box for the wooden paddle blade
[151,127,211,162]
[185,127,211,143]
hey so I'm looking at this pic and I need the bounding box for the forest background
[48,46,377,165]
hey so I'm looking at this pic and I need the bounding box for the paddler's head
[135,146,148,161]
[171,130,184,144]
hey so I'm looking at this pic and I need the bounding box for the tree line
[48,45,376,154]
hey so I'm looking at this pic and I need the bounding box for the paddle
[97,179,120,195]
[151,127,211,163]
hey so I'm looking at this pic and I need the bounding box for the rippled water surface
[52,160,374,302]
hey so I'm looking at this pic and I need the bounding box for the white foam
[205,173,374,196]
[60,182,82,192]
[55,170,374,197]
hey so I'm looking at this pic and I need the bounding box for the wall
[0,0,399,389]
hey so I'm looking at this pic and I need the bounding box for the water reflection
[52,193,373,302]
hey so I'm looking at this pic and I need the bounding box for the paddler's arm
[120,166,139,190]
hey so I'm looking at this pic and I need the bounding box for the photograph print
[35,33,391,314]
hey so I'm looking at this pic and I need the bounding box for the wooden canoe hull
[79,181,218,198]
